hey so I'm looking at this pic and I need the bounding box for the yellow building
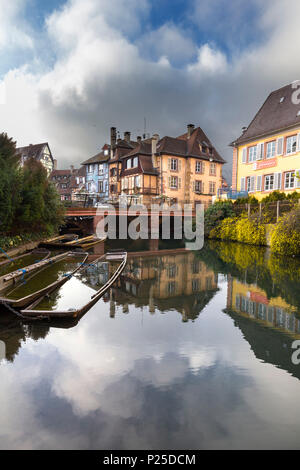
[227,275,300,338]
[231,83,300,200]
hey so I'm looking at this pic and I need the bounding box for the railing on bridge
[217,188,248,200]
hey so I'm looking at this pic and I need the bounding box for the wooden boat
[0,248,51,291]
[21,251,127,320]
[39,233,79,249]
[69,236,106,250]
[0,251,88,309]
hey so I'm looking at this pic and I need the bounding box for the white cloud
[1,0,300,182]
[137,23,196,65]
[0,0,33,51]
[188,44,227,74]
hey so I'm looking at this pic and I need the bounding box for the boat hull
[21,251,127,320]
[0,252,88,308]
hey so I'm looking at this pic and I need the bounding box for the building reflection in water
[112,250,219,322]
[226,273,300,380]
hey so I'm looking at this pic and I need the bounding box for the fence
[233,200,299,223]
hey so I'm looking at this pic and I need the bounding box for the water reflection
[1,244,300,449]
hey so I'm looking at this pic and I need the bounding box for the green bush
[234,196,259,205]
[209,215,266,246]
[0,231,53,252]
[204,200,235,236]
[270,206,300,256]
[261,191,287,203]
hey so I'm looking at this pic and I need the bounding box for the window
[98,181,104,193]
[99,164,104,175]
[192,279,199,292]
[264,174,274,191]
[132,157,138,168]
[104,149,109,156]
[134,175,141,188]
[286,135,297,154]
[285,171,295,189]
[126,159,132,169]
[195,161,204,173]
[209,163,216,176]
[266,141,276,159]
[192,261,200,274]
[61,183,67,189]
[171,158,178,171]
[88,164,93,173]
[209,182,216,194]
[248,146,257,162]
[168,281,176,295]
[168,265,176,278]
[194,180,202,193]
[88,182,92,191]
[246,177,251,192]
[170,176,178,189]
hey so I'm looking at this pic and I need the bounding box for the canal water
[1,241,300,449]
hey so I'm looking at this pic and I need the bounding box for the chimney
[124,131,131,143]
[152,134,159,168]
[137,136,142,143]
[53,159,57,170]
[110,127,117,148]
[187,124,195,139]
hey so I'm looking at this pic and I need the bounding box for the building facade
[82,144,110,205]
[231,83,300,200]
[17,142,55,176]
[109,125,225,207]
[50,166,86,202]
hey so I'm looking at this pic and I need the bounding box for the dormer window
[104,149,109,156]
[126,159,132,169]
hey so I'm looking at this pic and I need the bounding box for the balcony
[122,187,158,195]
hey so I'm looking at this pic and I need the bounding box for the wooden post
[248,203,251,218]
[277,200,280,222]
[259,203,262,219]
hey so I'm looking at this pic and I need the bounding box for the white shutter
[168,159,171,170]
[178,177,182,189]
[241,177,246,192]
[277,137,284,156]
[178,160,182,171]
[297,134,300,152]
[257,143,264,160]
[168,176,171,188]
[274,172,282,190]
[250,176,255,192]
[257,175,262,191]
[242,148,247,164]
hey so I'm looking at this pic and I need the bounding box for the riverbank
[206,201,300,256]
[0,232,57,258]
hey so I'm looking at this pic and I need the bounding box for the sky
[0,0,300,180]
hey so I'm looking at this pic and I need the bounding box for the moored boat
[0,251,88,308]
[0,248,51,291]
[39,233,79,249]
[21,251,127,320]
